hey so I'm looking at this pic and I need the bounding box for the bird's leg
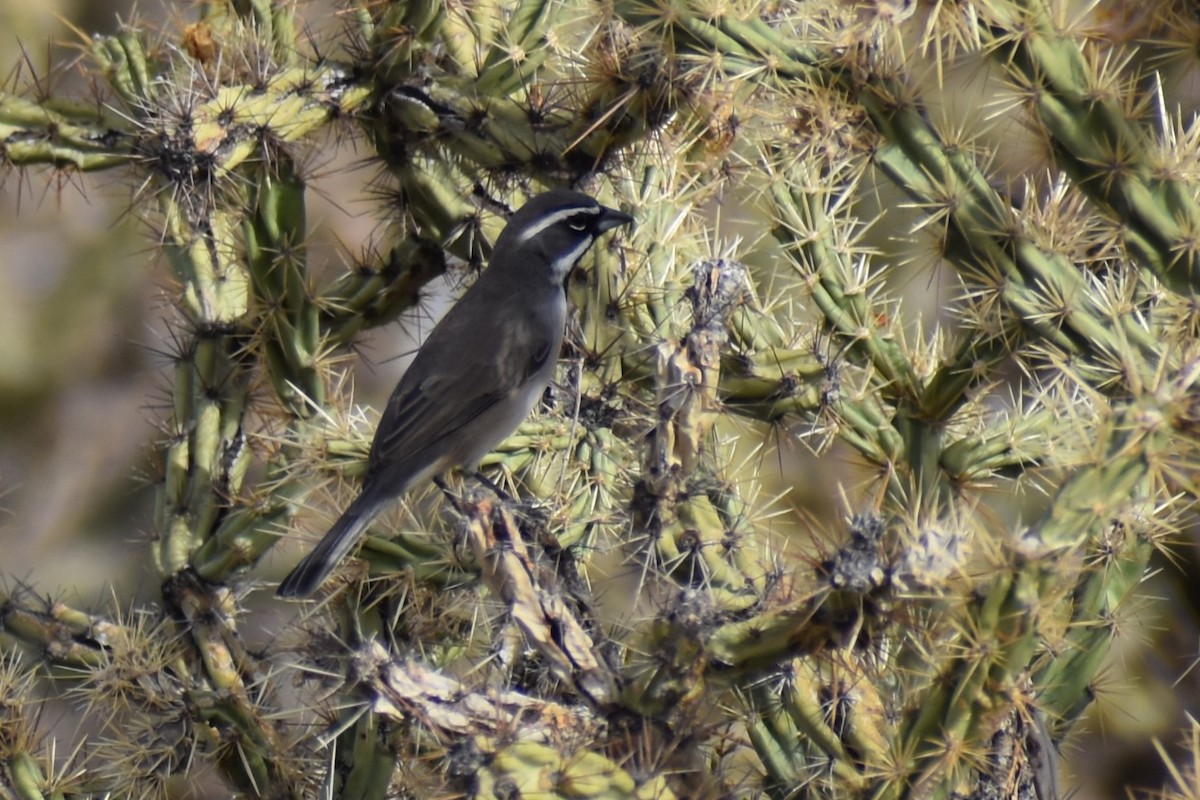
[472,471,511,502]
[433,475,467,514]
[472,472,548,529]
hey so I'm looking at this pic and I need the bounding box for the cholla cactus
[2,0,1200,797]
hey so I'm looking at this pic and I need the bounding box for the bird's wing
[366,333,554,470]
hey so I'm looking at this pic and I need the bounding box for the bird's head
[491,189,634,286]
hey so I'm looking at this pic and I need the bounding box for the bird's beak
[595,205,634,234]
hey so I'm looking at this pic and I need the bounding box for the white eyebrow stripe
[516,205,600,243]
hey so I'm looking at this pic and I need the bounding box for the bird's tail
[276,492,385,598]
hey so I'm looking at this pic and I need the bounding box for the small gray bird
[277,190,633,597]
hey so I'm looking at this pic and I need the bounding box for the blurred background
[0,0,388,604]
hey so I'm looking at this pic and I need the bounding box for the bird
[277,189,633,597]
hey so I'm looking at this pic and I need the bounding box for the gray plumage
[277,190,632,598]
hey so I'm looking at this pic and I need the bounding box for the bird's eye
[568,220,588,232]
